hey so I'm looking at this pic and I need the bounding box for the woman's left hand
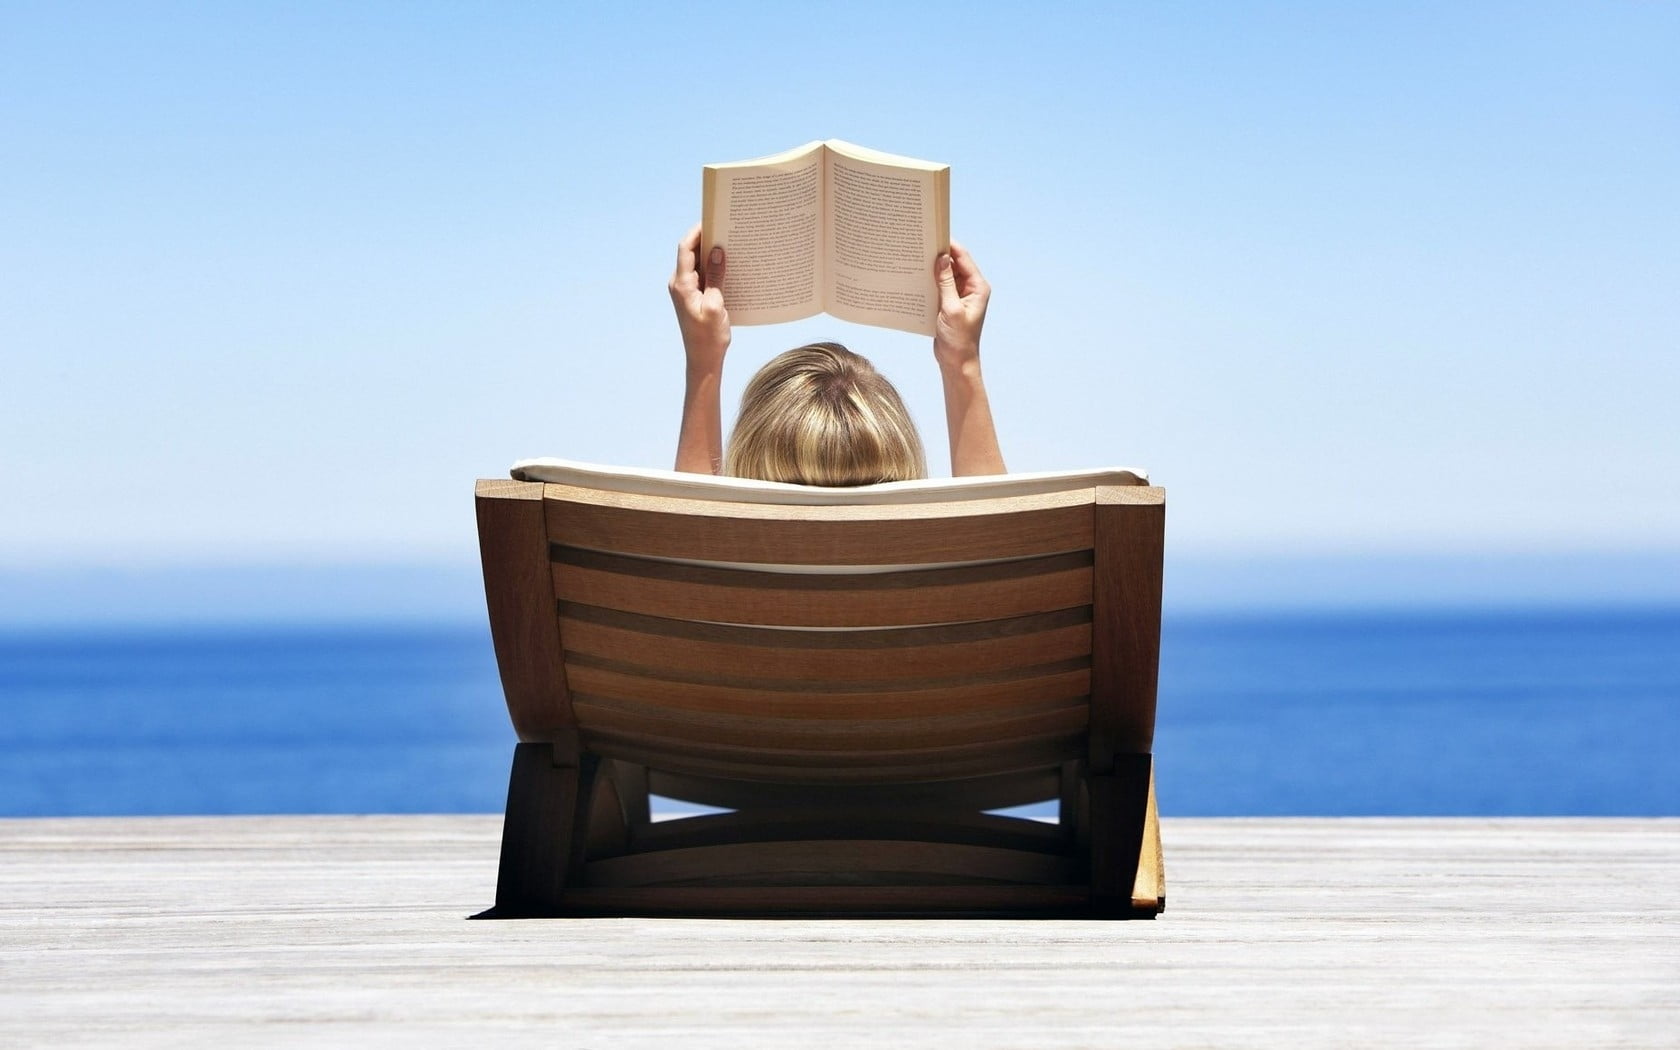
[669,223,731,375]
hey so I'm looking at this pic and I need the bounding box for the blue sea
[2,608,1676,817]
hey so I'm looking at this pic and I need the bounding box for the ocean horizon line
[2,601,1678,640]
[3,549,1680,627]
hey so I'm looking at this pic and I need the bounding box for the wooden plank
[557,882,1094,917]
[584,722,1082,769]
[628,807,1068,854]
[583,732,1081,785]
[474,480,573,737]
[582,839,1077,888]
[563,662,1091,719]
[558,609,1093,683]
[572,695,1087,753]
[544,485,1096,565]
[1089,486,1165,763]
[551,547,1093,627]
[644,768,1061,812]
[561,600,1091,649]
[6,817,1678,1043]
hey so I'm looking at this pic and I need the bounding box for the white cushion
[510,457,1148,505]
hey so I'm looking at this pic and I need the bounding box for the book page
[822,141,949,337]
[702,144,825,327]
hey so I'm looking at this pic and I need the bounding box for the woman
[668,224,1006,484]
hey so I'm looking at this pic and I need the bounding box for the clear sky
[2,2,1676,617]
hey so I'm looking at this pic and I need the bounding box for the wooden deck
[2,816,1675,1047]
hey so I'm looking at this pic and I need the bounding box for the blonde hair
[725,342,927,486]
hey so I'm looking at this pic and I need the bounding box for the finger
[935,252,959,308]
[948,240,983,285]
[703,245,726,293]
[673,224,701,281]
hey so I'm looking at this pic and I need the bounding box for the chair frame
[475,477,1166,918]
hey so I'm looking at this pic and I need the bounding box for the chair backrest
[476,470,1164,789]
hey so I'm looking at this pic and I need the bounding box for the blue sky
[3,2,1676,619]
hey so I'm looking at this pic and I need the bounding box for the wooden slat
[564,662,1090,719]
[475,480,573,737]
[554,883,1096,917]
[644,768,1061,812]
[543,485,1096,565]
[1089,486,1165,763]
[551,548,1093,627]
[572,696,1087,752]
[583,731,1082,785]
[558,607,1093,683]
[583,839,1077,888]
[628,808,1067,854]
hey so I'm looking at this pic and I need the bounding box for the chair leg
[1130,767,1165,912]
[1057,760,1084,848]
[590,761,652,856]
[489,741,598,917]
[572,759,655,860]
[1087,753,1153,917]
[610,760,650,827]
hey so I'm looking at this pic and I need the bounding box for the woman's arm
[669,224,731,474]
[933,241,1006,476]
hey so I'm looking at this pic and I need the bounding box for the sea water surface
[1,608,1676,816]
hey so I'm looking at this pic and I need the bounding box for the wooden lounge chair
[474,461,1166,918]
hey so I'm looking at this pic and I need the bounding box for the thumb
[704,245,726,293]
[935,252,958,305]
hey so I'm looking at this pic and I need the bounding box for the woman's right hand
[931,240,1006,476]
[669,224,731,375]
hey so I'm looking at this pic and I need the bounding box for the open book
[701,139,950,336]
